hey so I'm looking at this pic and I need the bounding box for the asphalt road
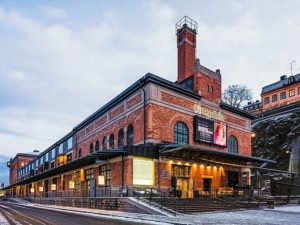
[0,201,152,225]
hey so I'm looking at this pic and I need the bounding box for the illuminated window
[95,140,100,151]
[289,89,295,97]
[118,129,124,148]
[85,168,94,181]
[228,136,238,154]
[174,122,189,145]
[109,134,114,149]
[127,124,134,146]
[102,137,107,150]
[99,164,111,187]
[133,157,154,185]
[172,165,190,177]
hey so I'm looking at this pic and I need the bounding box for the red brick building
[5,16,273,199]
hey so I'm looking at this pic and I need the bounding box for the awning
[159,144,276,164]
[3,150,127,190]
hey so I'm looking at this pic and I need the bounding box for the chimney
[176,16,198,82]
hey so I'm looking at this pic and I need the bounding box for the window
[95,140,100,151]
[298,87,300,95]
[264,97,270,104]
[272,94,277,102]
[59,144,63,154]
[78,149,82,158]
[118,129,124,148]
[280,92,286,100]
[67,137,73,150]
[181,77,194,90]
[171,165,190,177]
[207,84,210,93]
[228,136,238,154]
[109,134,114,149]
[99,164,111,187]
[85,168,94,181]
[67,153,72,163]
[102,137,107,150]
[174,122,189,144]
[50,161,55,169]
[51,148,56,159]
[211,86,214,94]
[127,124,134,146]
[289,89,295,97]
[89,143,94,154]
[45,153,49,162]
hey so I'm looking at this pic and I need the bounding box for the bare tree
[223,85,252,108]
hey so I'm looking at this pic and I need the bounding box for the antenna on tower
[289,60,295,75]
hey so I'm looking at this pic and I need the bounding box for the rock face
[252,112,300,171]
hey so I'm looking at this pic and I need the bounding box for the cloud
[0,1,178,158]
[0,0,300,164]
[39,5,67,19]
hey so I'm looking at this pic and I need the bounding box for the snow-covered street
[5,201,300,225]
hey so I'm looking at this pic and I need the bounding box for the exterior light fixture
[193,163,197,167]
[169,160,173,164]
[185,162,190,166]
[251,133,256,138]
[177,161,181,165]
[30,188,35,193]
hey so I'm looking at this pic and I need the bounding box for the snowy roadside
[0,212,9,225]
[6,201,300,225]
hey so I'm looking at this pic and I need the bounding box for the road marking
[0,212,10,225]
[22,220,33,225]
[0,204,46,225]
[0,209,12,217]
[4,214,23,225]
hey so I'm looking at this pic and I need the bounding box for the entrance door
[177,178,189,198]
[203,178,212,192]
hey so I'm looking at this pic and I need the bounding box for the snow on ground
[7,201,300,225]
[0,212,9,225]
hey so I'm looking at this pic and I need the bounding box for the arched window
[102,137,107,150]
[109,134,114,149]
[127,124,134,146]
[118,129,124,148]
[78,149,82,158]
[89,143,94,154]
[95,140,100,151]
[228,136,238,154]
[174,122,189,144]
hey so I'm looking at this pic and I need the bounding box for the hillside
[252,111,300,170]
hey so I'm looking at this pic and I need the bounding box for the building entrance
[177,178,189,198]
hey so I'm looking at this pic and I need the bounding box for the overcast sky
[0,0,300,173]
